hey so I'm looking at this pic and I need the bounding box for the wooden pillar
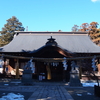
[15,59,20,79]
[3,62,6,75]
[79,66,82,79]
[46,64,51,80]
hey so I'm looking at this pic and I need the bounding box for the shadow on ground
[67,87,100,100]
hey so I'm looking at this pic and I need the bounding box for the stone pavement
[0,79,74,100]
[28,85,74,100]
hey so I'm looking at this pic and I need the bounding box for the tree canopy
[0,16,25,46]
[72,22,100,46]
[71,25,79,32]
[79,23,89,32]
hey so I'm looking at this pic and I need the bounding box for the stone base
[21,69,33,85]
[69,72,82,87]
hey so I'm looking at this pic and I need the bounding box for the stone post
[77,60,82,79]
[22,69,32,85]
[21,59,33,85]
[69,61,82,87]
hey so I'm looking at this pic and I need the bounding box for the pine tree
[1,16,25,46]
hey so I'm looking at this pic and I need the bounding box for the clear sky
[0,0,100,32]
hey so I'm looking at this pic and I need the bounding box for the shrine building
[0,31,100,81]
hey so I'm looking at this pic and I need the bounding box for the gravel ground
[66,87,100,100]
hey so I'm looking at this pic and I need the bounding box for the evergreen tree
[1,16,25,46]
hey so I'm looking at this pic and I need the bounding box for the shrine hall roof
[0,31,100,53]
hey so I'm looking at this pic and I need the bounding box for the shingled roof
[0,31,100,53]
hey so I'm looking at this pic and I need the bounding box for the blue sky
[0,0,100,32]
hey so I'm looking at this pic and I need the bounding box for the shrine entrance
[29,36,72,81]
[46,62,63,81]
[36,61,71,82]
[36,62,63,81]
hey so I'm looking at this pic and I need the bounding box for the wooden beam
[0,54,100,62]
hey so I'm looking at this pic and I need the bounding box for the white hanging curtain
[92,56,96,71]
[0,56,4,73]
[0,59,4,68]
[63,57,68,70]
[30,62,35,73]
[27,58,35,73]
